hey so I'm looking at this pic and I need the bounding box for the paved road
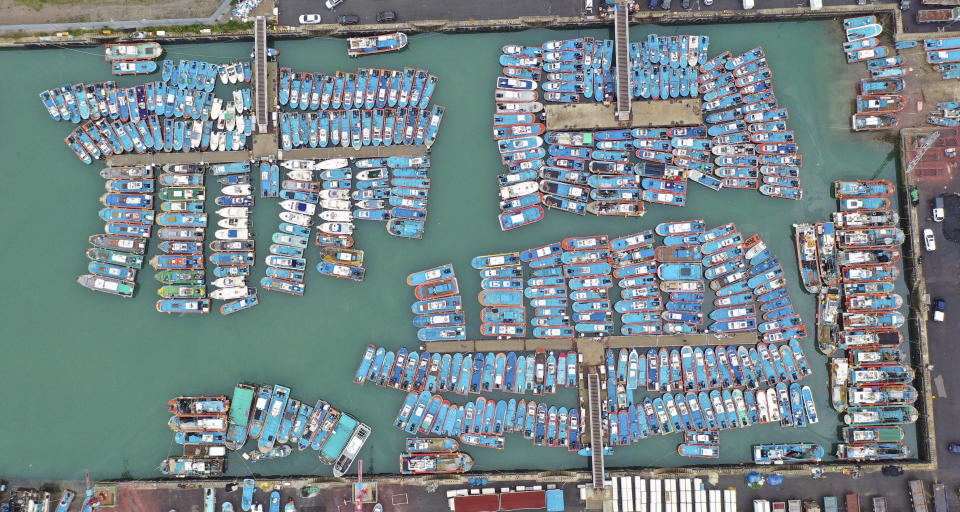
[277,0,582,27]
[913,162,960,475]
[0,0,233,34]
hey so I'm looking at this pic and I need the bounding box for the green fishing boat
[158,285,207,298]
[154,269,206,285]
[86,248,144,269]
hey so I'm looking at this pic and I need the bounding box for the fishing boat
[347,33,408,56]
[399,452,473,475]
[678,444,719,458]
[753,443,824,464]
[852,113,898,131]
[77,274,135,297]
[836,442,909,460]
[105,42,162,61]
[160,457,224,477]
[112,60,157,75]
[157,299,210,314]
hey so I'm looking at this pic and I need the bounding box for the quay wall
[3,4,958,49]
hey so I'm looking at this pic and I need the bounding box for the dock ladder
[613,2,632,122]
[587,372,605,490]
[254,16,269,133]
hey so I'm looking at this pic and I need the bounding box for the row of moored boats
[45,64,255,163]
[408,224,808,339]
[105,42,162,76]
[842,17,910,132]
[406,264,465,341]
[792,178,914,461]
[493,41,803,230]
[277,66,444,150]
[163,384,369,477]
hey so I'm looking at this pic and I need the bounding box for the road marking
[935,374,947,398]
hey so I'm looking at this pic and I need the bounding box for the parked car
[337,14,360,24]
[923,228,936,251]
[949,443,960,453]
[933,297,946,322]
[299,13,322,24]
[933,196,944,222]
[376,10,397,22]
[325,0,344,9]
[900,0,911,9]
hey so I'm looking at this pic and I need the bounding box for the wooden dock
[423,331,757,353]
[545,99,702,131]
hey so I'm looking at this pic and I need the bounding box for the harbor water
[0,20,913,479]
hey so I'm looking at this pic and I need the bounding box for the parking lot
[277,0,582,27]
[906,128,960,472]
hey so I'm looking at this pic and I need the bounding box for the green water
[0,20,911,479]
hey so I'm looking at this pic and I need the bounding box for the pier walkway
[282,146,428,159]
[587,372,605,490]
[613,1,631,122]
[253,16,269,133]
[106,150,249,166]
[545,99,701,131]
[423,331,757,353]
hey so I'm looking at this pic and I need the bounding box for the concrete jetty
[545,99,702,131]
[423,331,757,353]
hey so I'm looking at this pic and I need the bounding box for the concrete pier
[423,331,757,353]
[106,150,250,166]
[545,99,702,131]
[281,146,428,159]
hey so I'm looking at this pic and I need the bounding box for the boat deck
[423,331,757,353]
[545,99,702,131]
[319,414,358,462]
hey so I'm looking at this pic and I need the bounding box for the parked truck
[910,480,930,512]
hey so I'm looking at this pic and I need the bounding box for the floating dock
[545,99,702,131]
[106,150,250,166]
[423,331,757,353]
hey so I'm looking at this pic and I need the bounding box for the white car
[299,13,322,24]
[923,228,937,251]
[325,0,344,9]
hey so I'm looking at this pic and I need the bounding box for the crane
[906,131,941,175]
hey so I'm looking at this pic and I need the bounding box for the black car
[376,10,397,22]
[881,465,904,477]
[338,14,360,25]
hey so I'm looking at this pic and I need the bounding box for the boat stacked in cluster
[841,16,908,132]
[698,47,802,198]
[926,37,960,79]
[277,67,444,150]
[209,162,258,314]
[602,340,818,453]
[365,346,582,450]
[500,34,710,106]
[792,179,914,461]
[308,158,363,282]
[105,42,162,76]
[351,156,432,239]
[927,101,960,127]
[151,163,209,314]
[42,62,255,163]
[354,345,577,397]
[164,383,370,478]
[407,264,465,341]
[163,395,229,477]
[464,224,806,340]
[78,165,156,298]
[393,389,579,451]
